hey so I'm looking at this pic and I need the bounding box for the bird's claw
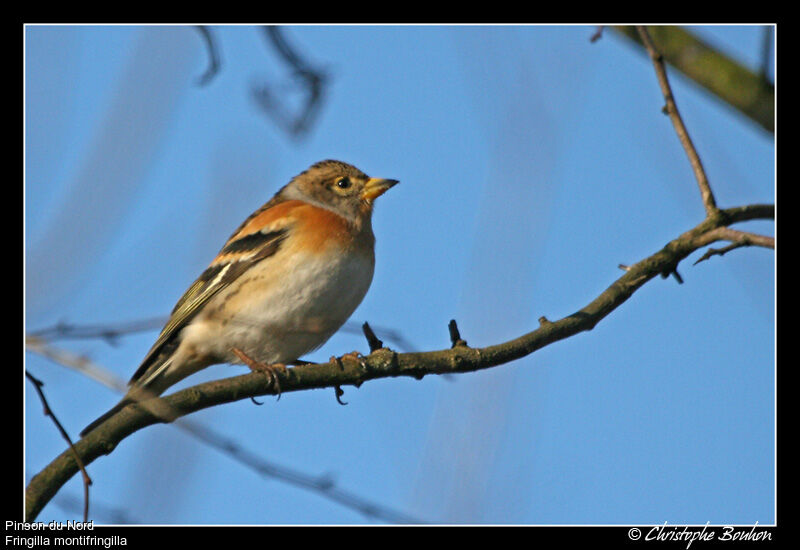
[232,347,287,400]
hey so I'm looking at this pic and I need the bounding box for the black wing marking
[130,229,289,386]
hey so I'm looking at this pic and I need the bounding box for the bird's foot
[232,347,287,399]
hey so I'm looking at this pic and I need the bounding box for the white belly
[185,250,375,365]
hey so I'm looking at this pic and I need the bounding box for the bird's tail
[79,384,178,437]
[79,349,184,437]
[79,398,133,437]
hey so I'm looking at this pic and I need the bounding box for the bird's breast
[192,242,376,365]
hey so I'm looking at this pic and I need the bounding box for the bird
[80,160,398,436]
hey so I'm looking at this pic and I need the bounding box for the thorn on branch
[362,322,383,352]
[693,241,748,265]
[342,321,416,353]
[693,228,773,266]
[660,268,684,284]
[250,396,264,406]
[618,264,631,271]
[538,316,553,327]
[448,319,468,348]
[590,26,605,43]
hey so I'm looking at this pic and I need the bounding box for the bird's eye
[336,177,351,189]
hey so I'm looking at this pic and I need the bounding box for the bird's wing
[130,214,293,386]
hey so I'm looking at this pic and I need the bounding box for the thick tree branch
[24,203,774,521]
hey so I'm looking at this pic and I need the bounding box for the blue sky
[24,25,775,525]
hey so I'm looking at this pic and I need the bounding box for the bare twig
[175,418,421,523]
[636,25,718,216]
[191,25,329,138]
[590,26,605,43]
[693,227,775,265]
[634,26,774,269]
[694,241,752,265]
[26,372,92,522]
[48,490,137,524]
[28,316,166,346]
[710,227,775,249]
[251,26,328,138]
[194,26,221,86]
[25,336,128,393]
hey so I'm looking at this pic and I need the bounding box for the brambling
[81,160,398,436]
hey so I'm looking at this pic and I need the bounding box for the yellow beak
[361,177,399,201]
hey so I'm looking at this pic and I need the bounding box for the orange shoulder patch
[227,200,370,256]
[228,200,306,242]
